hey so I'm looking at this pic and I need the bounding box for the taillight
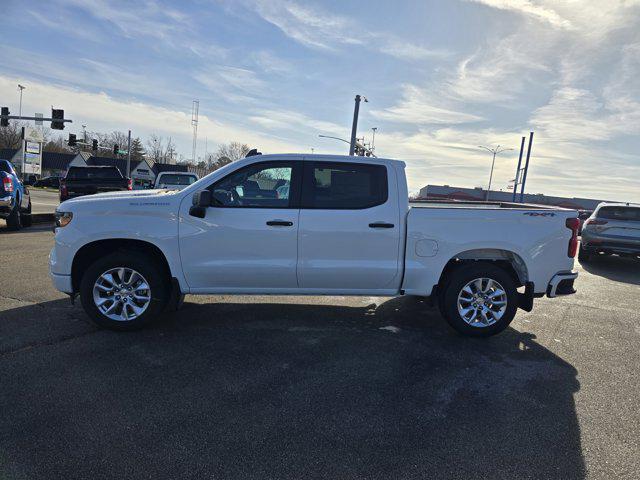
[585,219,607,226]
[2,177,13,192]
[127,178,132,190]
[60,180,67,199]
[566,217,580,258]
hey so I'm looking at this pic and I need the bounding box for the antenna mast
[191,100,199,163]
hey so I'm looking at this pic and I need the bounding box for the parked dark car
[0,159,32,229]
[35,176,61,189]
[60,166,131,202]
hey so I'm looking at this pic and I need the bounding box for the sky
[1,0,639,201]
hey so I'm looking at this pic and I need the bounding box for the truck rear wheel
[79,251,169,330]
[439,263,518,337]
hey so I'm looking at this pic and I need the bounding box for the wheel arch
[434,248,529,296]
[71,238,173,292]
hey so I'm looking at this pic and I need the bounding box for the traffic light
[68,133,77,146]
[51,109,64,130]
[113,144,119,155]
[92,139,98,151]
[0,107,9,127]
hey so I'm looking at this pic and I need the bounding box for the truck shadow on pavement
[580,255,640,285]
[1,296,585,480]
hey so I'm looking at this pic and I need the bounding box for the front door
[297,161,401,292]
[179,160,301,292]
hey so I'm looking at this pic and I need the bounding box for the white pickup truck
[50,154,579,337]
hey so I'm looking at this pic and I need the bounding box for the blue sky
[1,0,639,201]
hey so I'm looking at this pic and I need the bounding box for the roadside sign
[23,138,42,175]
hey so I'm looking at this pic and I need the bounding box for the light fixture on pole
[478,145,513,201]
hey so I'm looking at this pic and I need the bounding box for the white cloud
[249,0,447,61]
[0,75,309,158]
[467,0,573,29]
[371,85,484,125]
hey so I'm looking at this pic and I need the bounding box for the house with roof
[1,148,89,177]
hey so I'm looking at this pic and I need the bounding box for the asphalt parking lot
[1,225,638,479]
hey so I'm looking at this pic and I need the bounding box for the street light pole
[17,84,25,119]
[478,145,514,201]
[349,95,367,156]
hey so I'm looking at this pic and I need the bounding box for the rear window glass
[597,207,640,221]
[66,167,122,179]
[1,162,12,173]
[157,174,198,185]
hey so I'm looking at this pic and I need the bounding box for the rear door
[297,160,401,291]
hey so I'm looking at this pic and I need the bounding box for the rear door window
[597,207,640,221]
[302,162,388,209]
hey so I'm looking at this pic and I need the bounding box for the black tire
[79,251,170,331]
[21,200,32,227]
[439,262,518,337]
[578,245,591,262]
[5,197,22,230]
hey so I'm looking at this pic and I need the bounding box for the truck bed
[409,199,569,210]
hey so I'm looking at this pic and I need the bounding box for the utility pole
[82,124,87,143]
[126,129,132,178]
[371,127,377,152]
[478,145,513,201]
[519,131,534,203]
[191,100,199,163]
[512,136,526,202]
[349,95,367,156]
[17,84,25,119]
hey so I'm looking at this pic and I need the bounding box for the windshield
[158,174,198,185]
[66,167,122,179]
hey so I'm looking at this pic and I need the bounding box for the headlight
[55,211,73,228]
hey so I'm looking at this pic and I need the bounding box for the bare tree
[215,142,250,164]
[146,134,176,164]
[0,121,25,149]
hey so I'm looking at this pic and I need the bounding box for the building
[0,148,89,177]
[419,184,614,211]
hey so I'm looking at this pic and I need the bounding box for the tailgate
[66,179,128,195]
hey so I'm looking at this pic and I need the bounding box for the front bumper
[51,272,73,294]
[547,271,578,298]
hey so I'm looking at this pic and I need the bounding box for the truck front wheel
[79,251,169,330]
[440,263,518,337]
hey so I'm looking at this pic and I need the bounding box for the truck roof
[250,153,406,169]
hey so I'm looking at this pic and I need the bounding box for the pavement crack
[0,328,99,357]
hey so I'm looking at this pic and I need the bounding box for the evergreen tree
[130,137,146,162]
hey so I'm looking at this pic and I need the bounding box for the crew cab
[60,166,131,202]
[50,154,579,337]
[1,159,32,230]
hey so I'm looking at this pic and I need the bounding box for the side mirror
[189,190,211,218]
[192,190,211,207]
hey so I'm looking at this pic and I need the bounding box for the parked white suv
[50,154,579,336]
[154,171,199,190]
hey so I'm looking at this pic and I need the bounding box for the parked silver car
[579,203,640,261]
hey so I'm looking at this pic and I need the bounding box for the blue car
[0,159,32,229]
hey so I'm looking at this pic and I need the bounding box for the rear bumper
[0,195,13,216]
[547,271,578,298]
[581,243,640,256]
